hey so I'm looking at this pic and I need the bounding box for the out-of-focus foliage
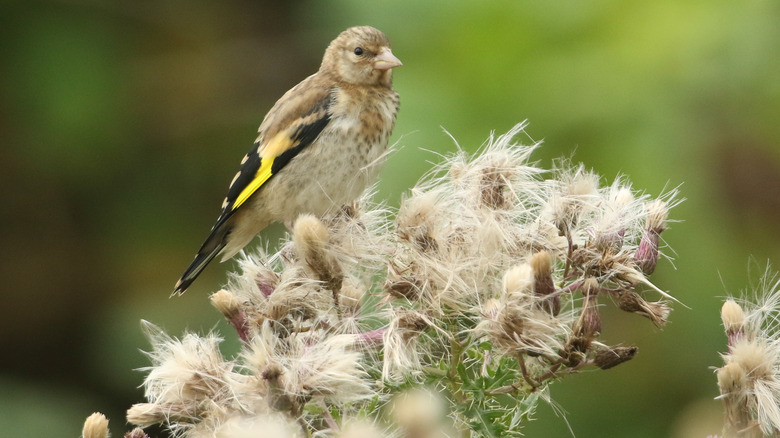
[0,0,778,437]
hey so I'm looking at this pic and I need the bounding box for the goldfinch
[174,26,401,295]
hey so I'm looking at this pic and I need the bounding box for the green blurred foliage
[1,0,779,436]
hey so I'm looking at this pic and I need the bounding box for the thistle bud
[338,276,365,314]
[82,412,109,438]
[612,186,635,208]
[294,214,330,252]
[730,342,773,381]
[592,227,626,254]
[502,263,534,299]
[551,168,600,236]
[530,251,560,315]
[397,192,439,252]
[716,361,751,436]
[634,200,668,274]
[617,291,671,327]
[255,267,279,298]
[590,186,633,252]
[294,214,343,295]
[127,403,166,427]
[210,290,250,342]
[124,428,150,438]
[717,361,747,396]
[385,275,423,301]
[634,230,660,275]
[721,299,745,348]
[568,278,601,355]
[499,307,525,345]
[593,345,638,370]
[580,278,601,336]
[479,165,512,209]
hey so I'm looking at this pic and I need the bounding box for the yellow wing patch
[260,130,296,159]
[231,130,296,211]
[232,158,274,210]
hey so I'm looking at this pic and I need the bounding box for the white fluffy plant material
[128,321,248,435]
[717,268,780,437]
[121,123,680,438]
[242,326,374,406]
[390,124,547,314]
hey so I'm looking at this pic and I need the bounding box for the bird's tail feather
[173,239,226,296]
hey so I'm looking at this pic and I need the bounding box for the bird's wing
[173,80,333,295]
[219,81,334,227]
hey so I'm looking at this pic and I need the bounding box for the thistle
[715,267,780,437]
[84,123,679,437]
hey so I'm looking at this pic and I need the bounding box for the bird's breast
[247,87,397,223]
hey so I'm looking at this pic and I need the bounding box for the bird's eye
[353,47,364,56]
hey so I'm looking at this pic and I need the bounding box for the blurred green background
[2,0,779,436]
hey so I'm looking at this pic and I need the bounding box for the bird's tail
[173,225,230,295]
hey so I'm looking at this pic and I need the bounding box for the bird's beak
[373,47,402,70]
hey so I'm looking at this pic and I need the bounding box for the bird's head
[322,26,402,87]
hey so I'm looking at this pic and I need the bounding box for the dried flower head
[387,124,550,316]
[382,309,431,380]
[397,191,441,253]
[229,250,281,299]
[338,275,368,327]
[593,345,638,370]
[617,290,671,327]
[243,326,373,409]
[716,268,780,436]
[128,321,244,434]
[542,161,600,239]
[120,123,678,438]
[722,299,746,347]
[502,263,534,299]
[566,278,601,359]
[211,289,251,342]
[645,198,669,231]
[530,250,560,315]
[123,427,149,438]
[126,403,165,428]
[82,412,109,438]
[391,388,450,438]
[587,183,637,252]
[294,214,344,294]
[476,278,569,359]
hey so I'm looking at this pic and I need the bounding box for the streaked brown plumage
[174,26,401,294]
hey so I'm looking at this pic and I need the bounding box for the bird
[173,26,401,295]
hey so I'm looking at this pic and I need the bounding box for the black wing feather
[173,93,333,295]
[272,115,331,173]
